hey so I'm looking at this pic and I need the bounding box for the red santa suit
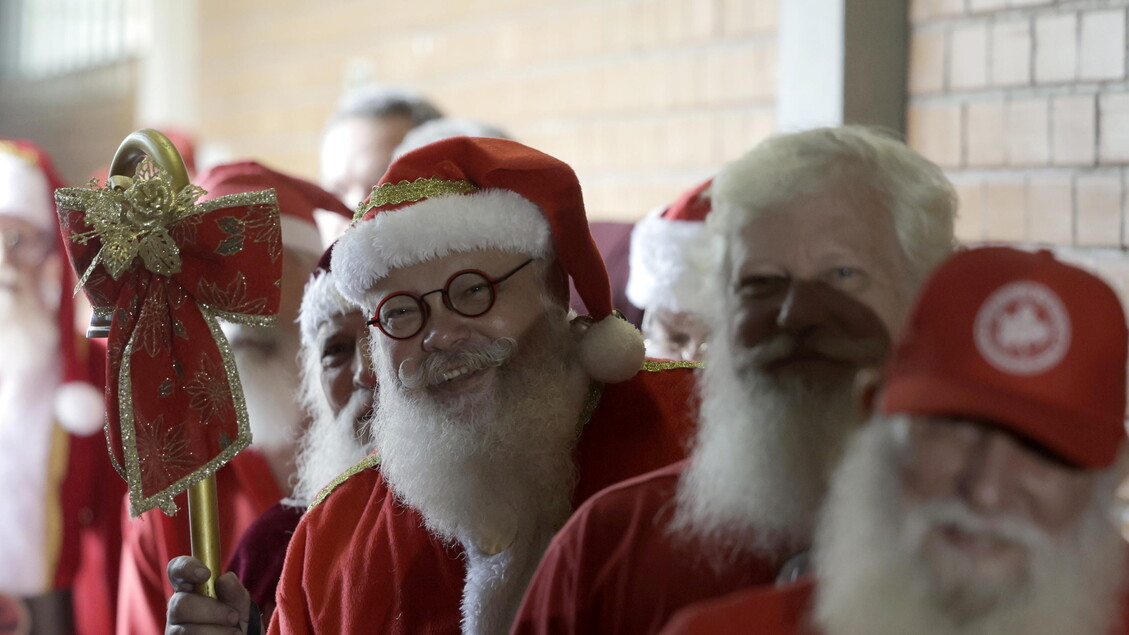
[660,576,1129,635]
[659,579,816,635]
[0,139,125,635]
[271,362,699,634]
[511,460,791,635]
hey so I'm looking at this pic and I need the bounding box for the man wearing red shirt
[513,126,958,634]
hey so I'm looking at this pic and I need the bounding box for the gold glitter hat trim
[353,177,479,222]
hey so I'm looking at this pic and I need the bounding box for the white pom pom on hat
[332,136,645,383]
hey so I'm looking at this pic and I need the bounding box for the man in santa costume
[0,139,125,635]
[116,161,352,634]
[661,246,1129,635]
[627,178,714,361]
[512,126,957,634]
[164,136,699,634]
[224,251,378,628]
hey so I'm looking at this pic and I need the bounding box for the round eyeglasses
[368,258,535,340]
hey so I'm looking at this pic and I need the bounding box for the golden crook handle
[101,130,223,599]
[87,129,191,338]
[108,128,190,191]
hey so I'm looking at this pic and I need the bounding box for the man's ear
[853,367,883,423]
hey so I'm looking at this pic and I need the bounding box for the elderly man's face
[727,190,910,381]
[643,307,710,362]
[367,248,547,401]
[899,416,1099,583]
[320,115,416,208]
[316,309,376,436]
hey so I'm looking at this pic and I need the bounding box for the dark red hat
[196,161,351,257]
[881,247,1128,468]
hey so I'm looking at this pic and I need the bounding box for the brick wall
[197,0,777,221]
[907,0,1129,251]
[0,62,137,186]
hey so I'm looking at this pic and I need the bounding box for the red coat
[270,361,699,635]
[659,579,816,635]
[661,576,1129,635]
[115,449,282,635]
[511,460,787,635]
[66,430,128,635]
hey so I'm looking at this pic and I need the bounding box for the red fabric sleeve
[115,450,282,635]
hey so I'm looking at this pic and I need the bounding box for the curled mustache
[746,332,887,370]
[915,500,1045,553]
[398,337,517,390]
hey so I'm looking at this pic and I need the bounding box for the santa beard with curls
[672,326,884,563]
[372,310,583,635]
[814,416,1128,635]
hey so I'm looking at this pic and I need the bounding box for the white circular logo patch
[973,281,1071,376]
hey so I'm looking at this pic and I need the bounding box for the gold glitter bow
[70,159,207,288]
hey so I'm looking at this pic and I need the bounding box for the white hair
[290,270,373,505]
[709,126,957,286]
[814,415,1128,635]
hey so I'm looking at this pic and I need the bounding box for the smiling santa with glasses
[164,136,702,635]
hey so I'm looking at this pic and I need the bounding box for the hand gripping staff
[54,129,283,597]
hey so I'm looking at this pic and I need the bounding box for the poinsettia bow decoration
[55,158,282,517]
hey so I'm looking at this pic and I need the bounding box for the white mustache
[398,337,517,390]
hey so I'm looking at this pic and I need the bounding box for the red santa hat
[881,247,1127,469]
[195,161,352,256]
[0,139,106,435]
[626,179,713,313]
[333,136,644,383]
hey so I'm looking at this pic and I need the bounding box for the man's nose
[420,299,472,352]
[352,343,377,390]
[776,279,831,334]
[960,430,1025,516]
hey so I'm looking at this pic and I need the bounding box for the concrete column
[776,0,908,134]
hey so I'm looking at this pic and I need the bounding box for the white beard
[814,418,1128,635]
[291,387,375,506]
[224,323,304,453]
[0,268,58,376]
[373,314,582,635]
[672,330,862,562]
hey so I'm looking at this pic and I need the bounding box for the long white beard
[373,315,581,634]
[672,331,861,561]
[291,388,374,506]
[224,323,304,453]
[0,273,58,376]
[815,418,1128,635]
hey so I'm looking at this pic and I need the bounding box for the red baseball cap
[881,247,1128,468]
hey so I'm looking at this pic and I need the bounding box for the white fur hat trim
[299,270,357,345]
[332,189,551,307]
[626,206,712,313]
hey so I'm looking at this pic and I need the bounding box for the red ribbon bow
[55,160,282,516]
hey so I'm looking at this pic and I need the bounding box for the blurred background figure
[627,179,713,361]
[115,161,352,635]
[319,85,443,209]
[0,139,124,635]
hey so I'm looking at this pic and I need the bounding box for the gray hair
[710,126,957,285]
[326,84,443,129]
